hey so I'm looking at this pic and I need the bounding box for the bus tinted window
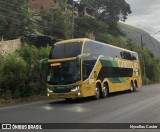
[84,41,138,60]
[49,42,82,59]
[84,41,121,58]
[120,51,138,60]
[98,67,133,81]
[82,55,97,80]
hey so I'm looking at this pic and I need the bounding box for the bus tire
[130,82,136,92]
[102,83,109,98]
[94,84,100,99]
[133,83,137,92]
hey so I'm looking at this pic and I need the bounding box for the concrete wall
[0,39,21,55]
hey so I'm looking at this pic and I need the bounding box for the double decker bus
[46,38,142,100]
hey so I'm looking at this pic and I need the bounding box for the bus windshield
[47,60,80,85]
[49,42,82,59]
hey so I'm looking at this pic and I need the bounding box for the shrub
[0,43,51,99]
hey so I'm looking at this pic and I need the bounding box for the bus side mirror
[76,57,81,67]
[76,53,90,66]
[39,58,48,74]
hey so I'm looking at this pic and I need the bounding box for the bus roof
[55,38,87,45]
[55,38,137,54]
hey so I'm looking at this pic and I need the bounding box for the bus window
[49,42,82,59]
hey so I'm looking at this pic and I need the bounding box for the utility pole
[140,34,144,49]
[140,34,146,78]
[50,10,53,36]
[71,0,75,38]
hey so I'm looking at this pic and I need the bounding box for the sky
[124,0,160,42]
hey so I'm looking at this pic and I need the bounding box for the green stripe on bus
[108,77,126,83]
[100,57,118,67]
[109,57,118,67]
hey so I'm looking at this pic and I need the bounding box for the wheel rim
[130,83,133,92]
[133,83,136,92]
[103,86,107,97]
[95,87,100,99]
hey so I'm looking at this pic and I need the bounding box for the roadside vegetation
[0,0,160,101]
[0,45,51,99]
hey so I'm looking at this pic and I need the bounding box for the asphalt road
[0,84,160,132]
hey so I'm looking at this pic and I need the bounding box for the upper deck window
[84,41,138,60]
[49,42,82,59]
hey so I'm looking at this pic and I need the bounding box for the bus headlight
[47,88,53,93]
[71,86,80,92]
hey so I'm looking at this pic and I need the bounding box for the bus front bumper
[47,91,82,99]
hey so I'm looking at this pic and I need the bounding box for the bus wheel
[130,82,136,92]
[94,84,100,99]
[133,83,137,92]
[102,83,109,98]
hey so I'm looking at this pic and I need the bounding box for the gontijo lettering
[117,60,138,69]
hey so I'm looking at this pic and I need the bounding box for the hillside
[119,22,160,58]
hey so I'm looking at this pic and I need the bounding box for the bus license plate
[58,94,65,98]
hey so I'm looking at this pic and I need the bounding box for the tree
[41,8,71,39]
[74,16,108,38]
[39,1,71,39]
[81,0,132,22]
[80,0,131,36]
[1,54,28,98]
[0,0,31,40]
[0,0,43,41]
[0,43,51,99]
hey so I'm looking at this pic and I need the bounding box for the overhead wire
[0,0,115,30]
[0,0,135,37]
[0,0,68,34]
[0,0,26,10]
[0,12,65,33]
[123,31,157,49]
